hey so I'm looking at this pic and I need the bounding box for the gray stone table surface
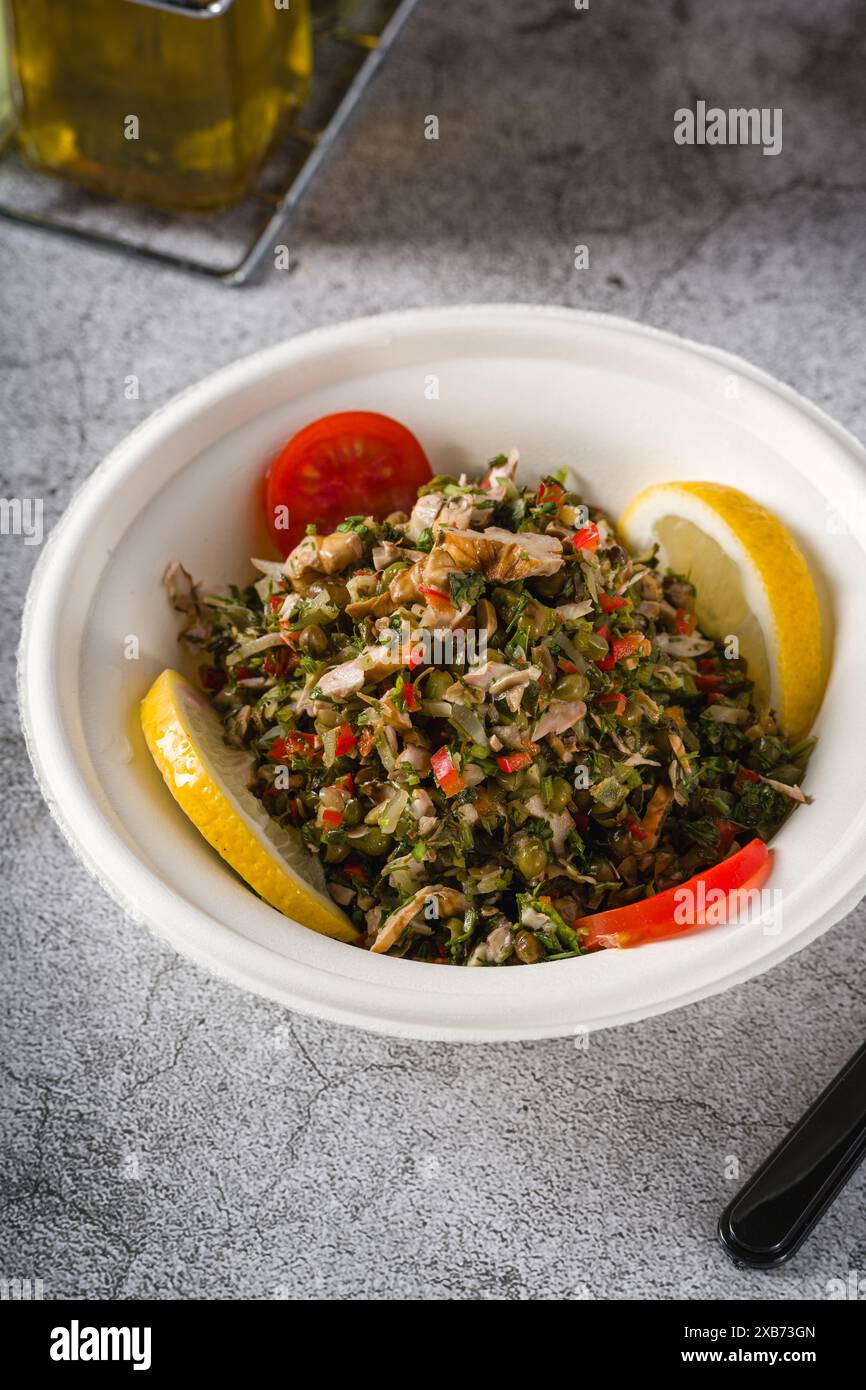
[2,0,865,1301]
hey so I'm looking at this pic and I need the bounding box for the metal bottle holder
[0,0,421,284]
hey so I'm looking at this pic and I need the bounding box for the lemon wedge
[618,482,823,741]
[140,669,358,943]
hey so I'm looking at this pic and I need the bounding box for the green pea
[575,628,609,661]
[316,707,340,731]
[298,623,328,656]
[546,777,573,814]
[587,855,616,882]
[514,929,544,964]
[349,827,392,856]
[621,698,643,729]
[523,599,554,638]
[424,669,453,702]
[513,834,548,881]
[533,570,567,600]
[379,561,410,589]
[323,838,349,865]
[553,672,589,701]
[491,586,522,620]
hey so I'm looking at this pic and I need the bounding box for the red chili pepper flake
[626,818,649,841]
[734,766,761,791]
[404,683,420,712]
[675,607,697,636]
[418,584,454,613]
[696,672,726,692]
[199,665,226,693]
[714,817,739,855]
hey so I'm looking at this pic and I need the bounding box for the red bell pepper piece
[572,523,600,552]
[322,809,344,828]
[536,480,564,507]
[496,751,533,774]
[611,632,645,663]
[595,692,626,716]
[269,731,317,761]
[334,724,357,757]
[431,746,466,798]
[599,592,627,613]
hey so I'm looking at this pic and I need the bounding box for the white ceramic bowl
[19,306,866,1040]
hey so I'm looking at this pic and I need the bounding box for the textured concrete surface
[2,0,866,1301]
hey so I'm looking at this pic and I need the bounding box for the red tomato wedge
[574,838,772,950]
[265,411,433,556]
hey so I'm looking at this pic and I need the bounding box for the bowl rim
[18,303,866,1040]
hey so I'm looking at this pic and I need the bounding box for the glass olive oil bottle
[8,0,312,211]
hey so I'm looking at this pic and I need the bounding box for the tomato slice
[574,838,772,950]
[265,411,433,556]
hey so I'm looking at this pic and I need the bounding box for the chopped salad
[167,442,813,965]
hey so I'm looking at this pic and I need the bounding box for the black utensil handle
[719,1039,866,1268]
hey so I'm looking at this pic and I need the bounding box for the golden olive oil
[9,0,312,211]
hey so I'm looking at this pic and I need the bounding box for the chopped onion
[250,557,287,579]
[374,727,397,772]
[449,702,489,749]
[226,632,285,666]
[552,630,586,669]
[554,600,593,622]
[704,704,750,724]
[379,787,409,836]
[420,700,453,718]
